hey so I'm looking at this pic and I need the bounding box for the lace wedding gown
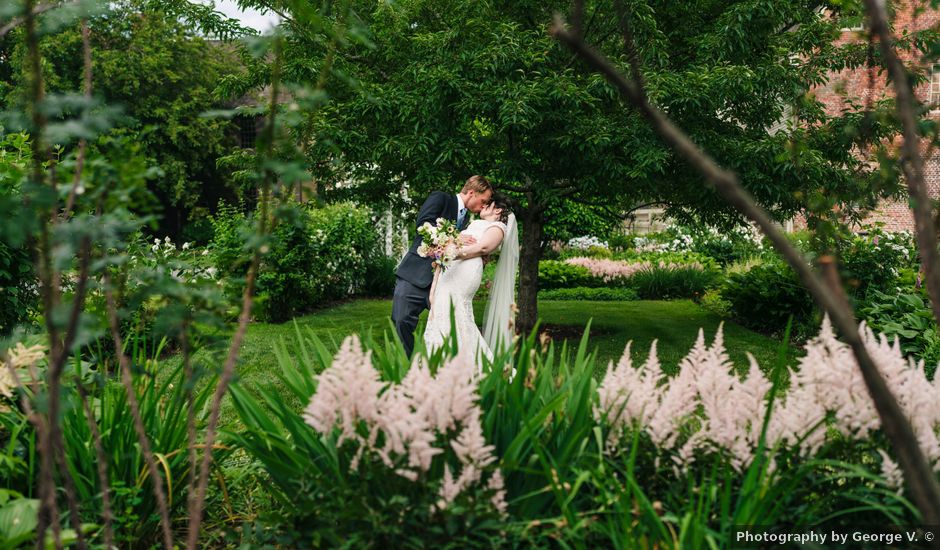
[424,219,507,361]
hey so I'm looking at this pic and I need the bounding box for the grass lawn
[216,299,799,427]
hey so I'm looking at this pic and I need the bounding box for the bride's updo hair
[490,193,511,224]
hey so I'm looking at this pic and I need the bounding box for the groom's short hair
[461,175,492,195]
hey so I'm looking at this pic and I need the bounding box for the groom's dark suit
[392,191,468,357]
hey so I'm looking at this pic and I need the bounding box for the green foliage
[839,229,917,301]
[2,338,220,547]
[227,323,917,547]
[361,253,398,298]
[859,289,940,377]
[537,261,598,290]
[0,133,37,335]
[698,288,732,318]
[630,266,720,300]
[723,261,818,337]
[211,202,381,322]
[2,0,252,237]
[538,287,639,302]
[613,250,720,272]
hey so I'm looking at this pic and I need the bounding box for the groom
[392,175,494,357]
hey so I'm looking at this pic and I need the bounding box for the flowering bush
[229,335,508,547]
[564,256,710,284]
[598,318,940,485]
[230,320,924,546]
[840,228,917,300]
[566,235,609,250]
[632,224,764,266]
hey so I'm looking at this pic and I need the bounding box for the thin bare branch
[63,19,92,219]
[104,273,174,549]
[186,35,283,550]
[0,1,65,38]
[76,380,113,549]
[551,12,940,526]
[862,0,940,331]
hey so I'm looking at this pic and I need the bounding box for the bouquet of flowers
[417,217,463,270]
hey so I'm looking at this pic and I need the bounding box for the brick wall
[808,0,938,232]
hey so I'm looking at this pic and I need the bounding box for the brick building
[811,0,940,232]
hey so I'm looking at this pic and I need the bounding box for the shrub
[538,287,639,301]
[538,260,598,290]
[839,229,916,300]
[361,253,398,298]
[722,261,817,337]
[630,265,720,300]
[632,224,763,266]
[211,202,380,322]
[697,288,732,318]
[612,250,719,271]
[0,240,36,335]
[606,232,637,251]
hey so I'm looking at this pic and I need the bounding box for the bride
[424,194,519,361]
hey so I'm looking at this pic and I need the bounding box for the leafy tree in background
[1,0,255,240]
[244,0,899,333]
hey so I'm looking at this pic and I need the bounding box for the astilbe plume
[565,257,705,283]
[597,317,940,483]
[304,336,506,514]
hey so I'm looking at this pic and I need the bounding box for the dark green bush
[538,286,639,301]
[630,266,719,300]
[722,261,817,336]
[0,240,36,334]
[538,260,598,290]
[361,253,398,297]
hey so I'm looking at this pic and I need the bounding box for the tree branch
[862,0,940,334]
[0,1,66,38]
[551,11,940,527]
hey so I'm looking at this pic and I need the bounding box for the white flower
[182,242,191,250]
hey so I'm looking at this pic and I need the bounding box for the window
[930,65,940,109]
[236,116,259,149]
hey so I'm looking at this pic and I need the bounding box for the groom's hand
[459,235,477,246]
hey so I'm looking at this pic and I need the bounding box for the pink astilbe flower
[878,450,904,494]
[565,257,705,283]
[305,339,505,513]
[599,325,772,472]
[595,341,664,450]
[487,470,508,516]
[598,316,940,484]
[646,329,709,449]
[303,336,383,447]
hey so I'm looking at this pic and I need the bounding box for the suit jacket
[396,191,467,288]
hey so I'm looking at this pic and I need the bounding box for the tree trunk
[517,206,543,337]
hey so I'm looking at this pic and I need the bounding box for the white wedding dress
[424,219,508,361]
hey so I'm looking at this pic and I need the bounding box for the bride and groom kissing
[392,175,519,362]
